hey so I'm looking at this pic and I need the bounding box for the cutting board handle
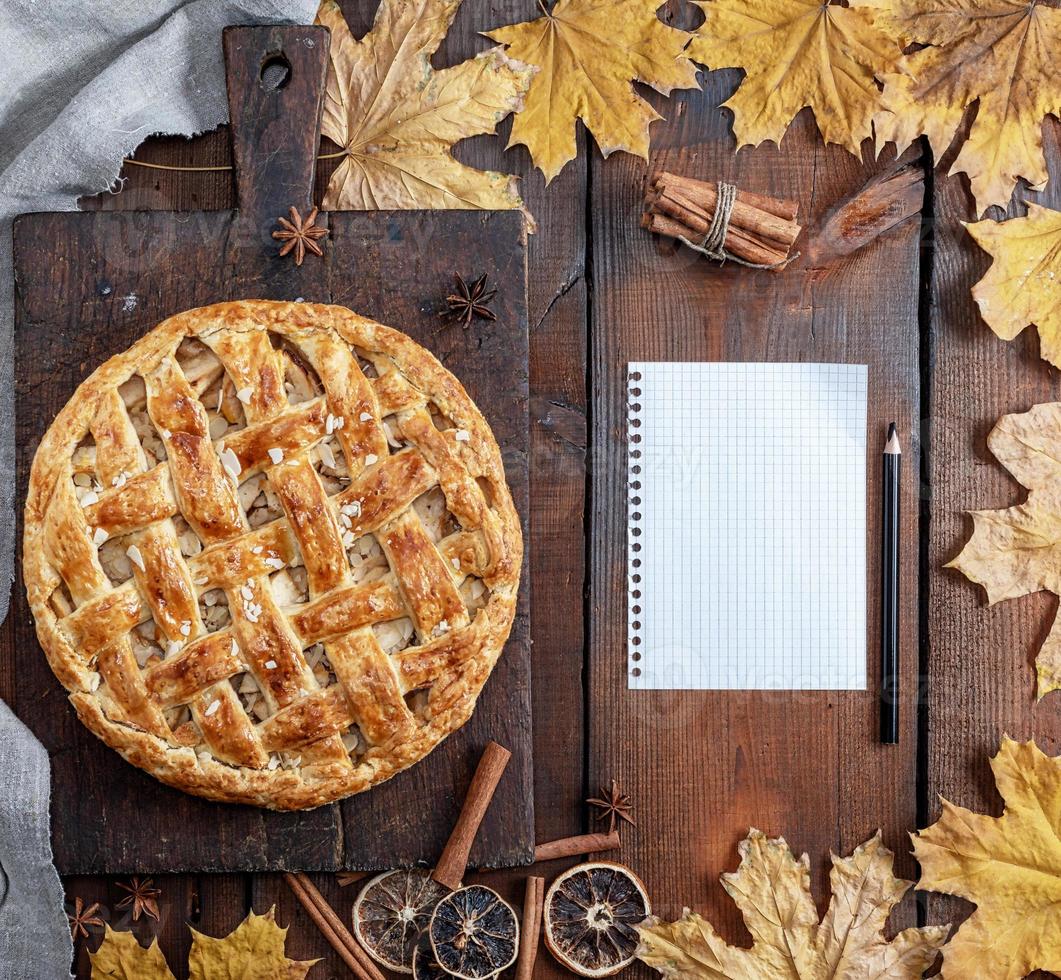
[222,25,329,282]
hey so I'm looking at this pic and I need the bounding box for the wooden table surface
[16,1,1061,977]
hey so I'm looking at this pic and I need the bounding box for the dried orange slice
[353,868,450,974]
[411,934,451,980]
[543,861,651,977]
[429,884,519,979]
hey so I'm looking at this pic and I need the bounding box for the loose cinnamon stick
[283,872,387,980]
[642,211,787,268]
[654,174,801,248]
[432,741,512,890]
[656,170,800,222]
[533,829,621,863]
[515,876,545,980]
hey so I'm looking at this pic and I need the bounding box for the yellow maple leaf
[90,926,176,980]
[485,0,702,184]
[685,0,902,156]
[914,737,1061,978]
[967,204,1061,369]
[863,0,1061,216]
[316,0,535,212]
[188,908,317,979]
[638,830,947,978]
[947,401,1061,698]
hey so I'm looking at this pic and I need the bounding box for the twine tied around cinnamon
[643,173,801,271]
[677,181,796,269]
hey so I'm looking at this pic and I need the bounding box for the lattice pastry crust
[24,300,522,810]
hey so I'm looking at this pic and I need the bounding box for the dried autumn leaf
[188,908,317,979]
[914,737,1061,978]
[485,0,702,184]
[685,0,902,156]
[863,0,1061,215]
[638,830,947,978]
[968,204,1061,369]
[316,0,534,212]
[89,925,176,980]
[947,401,1061,699]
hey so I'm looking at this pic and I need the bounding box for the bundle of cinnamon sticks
[643,171,801,268]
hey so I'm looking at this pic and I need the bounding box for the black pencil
[880,422,901,744]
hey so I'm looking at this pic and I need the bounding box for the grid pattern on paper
[627,362,868,691]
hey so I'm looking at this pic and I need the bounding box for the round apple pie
[23,300,522,810]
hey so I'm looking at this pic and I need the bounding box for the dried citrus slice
[353,868,450,974]
[429,884,519,979]
[411,934,452,980]
[543,861,651,977]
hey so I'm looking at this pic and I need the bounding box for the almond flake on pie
[219,447,241,480]
[318,441,337,470]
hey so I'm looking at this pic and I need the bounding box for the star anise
[443,273,497,328]
[67,896,104,940]
[116,876,161,922]
[337,871,368,888]
[272,205,328,266]
[587,779,636,836]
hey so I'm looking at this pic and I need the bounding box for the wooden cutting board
[7,25,532,874]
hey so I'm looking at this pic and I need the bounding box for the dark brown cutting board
[6,25,532,874]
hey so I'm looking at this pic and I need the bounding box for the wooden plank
[439,0,592,853]
[587,62,923,961]
[9,22,533,873]
[925,117,1061,947]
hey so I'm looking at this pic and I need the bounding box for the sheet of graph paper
[627,362,867,690]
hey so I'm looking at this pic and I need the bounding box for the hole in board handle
[259,53,292,90]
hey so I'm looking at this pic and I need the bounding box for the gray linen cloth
[0,1,319,976]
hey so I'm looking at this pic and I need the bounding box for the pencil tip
[884,423,901,454]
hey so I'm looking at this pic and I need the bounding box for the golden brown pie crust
[23,300,522,810]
